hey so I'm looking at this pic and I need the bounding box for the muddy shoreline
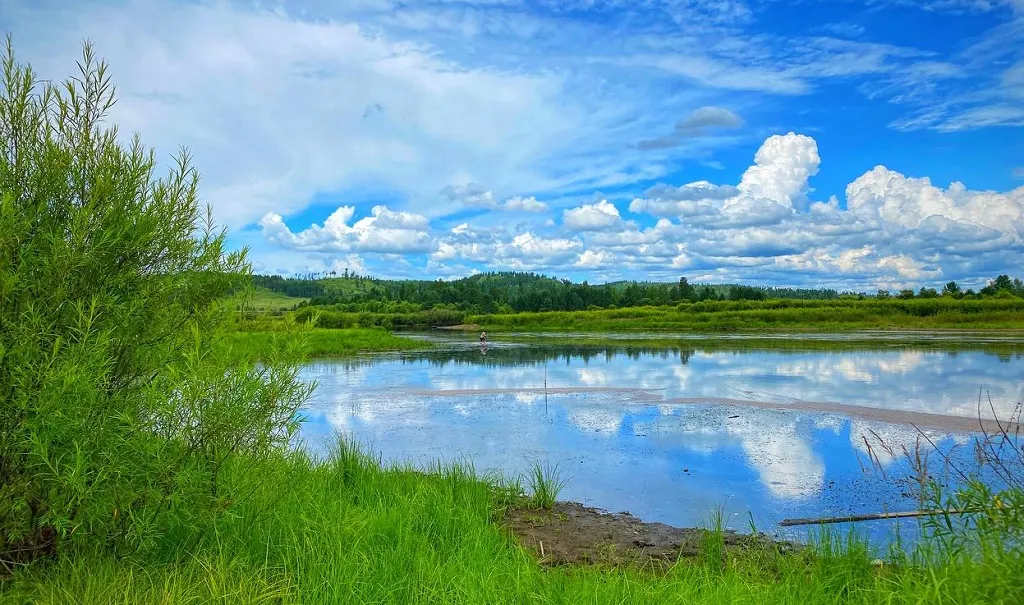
[504,501,800,568]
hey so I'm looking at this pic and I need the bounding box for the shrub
[0,39,310,567]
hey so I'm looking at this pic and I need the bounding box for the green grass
[467,298,1024,333]
[527,462,566,510]
[491,333,1024,355]
[247,287,308,312]
[222,328,426,361]
[4,445,1021,605]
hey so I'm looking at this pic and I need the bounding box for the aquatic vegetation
[526,462,567,510]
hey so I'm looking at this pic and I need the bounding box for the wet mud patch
[504,502,799,569]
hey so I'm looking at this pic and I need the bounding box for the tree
[728,285,767,301]
[876,289,891,299]
[897,288,916,299]
[918,287,939,299]
[941,281,962,297]
[677,277,696,301]
[0,39,310,563]
[982,274,1014,296]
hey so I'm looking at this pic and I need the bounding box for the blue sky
[3,0,1023,290]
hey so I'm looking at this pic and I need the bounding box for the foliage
[223,328,426,362]
[254,271,1023,318]
[526,462,566,510]
[254,271,843,314]
[0,40,310,570]
[292,304,467,329]
[468,298,1024,333]
[5,443,1024,604]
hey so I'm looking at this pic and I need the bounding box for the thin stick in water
[779,508,982,527]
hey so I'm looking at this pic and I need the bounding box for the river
[296,333,1024,546]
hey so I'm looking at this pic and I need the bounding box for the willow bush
[0,38,311,572]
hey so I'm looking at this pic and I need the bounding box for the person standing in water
[479,331,487,344]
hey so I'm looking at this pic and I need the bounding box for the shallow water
[297,334,1024,546]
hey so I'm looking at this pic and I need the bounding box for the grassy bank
[466,298,1024,333]
[248,287,308,312]
[486,333,1024,356]
[223,328,427,361]
[4,445,1020,604]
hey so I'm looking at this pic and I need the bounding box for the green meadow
[5,446,1023,605]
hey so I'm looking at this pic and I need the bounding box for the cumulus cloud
[260,205,432,253]
[252,130,1021,288]
[575,249,615,268]
[846,167,1024,233]
[563,199,625,231]
[737,133,821,209]
[629,133,819,227]
[431,230,581,270]
[620,131,1024,287]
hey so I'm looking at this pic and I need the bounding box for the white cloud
[847,166,1024,233]
[261,205,432,253]
[442,186,549,212]
[563,199,625,231]
[877,254,943,280]
[575,249,615,268]
[630,133,818,226]
[442,183,496,208]
[607,131,1023,286]
[5,0,607,230]
[6,0,1015,286]
[737,133,821,210]
[430,230,582,270]
[503,196,549,213]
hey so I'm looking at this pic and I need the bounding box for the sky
[3,0,1023,290]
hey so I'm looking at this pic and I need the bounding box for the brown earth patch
[504,502,799,569]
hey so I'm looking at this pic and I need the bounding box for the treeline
[254,271,1024,315]
[254,271,842,314]
[878,275,1024,300]
[277,295,1024,332]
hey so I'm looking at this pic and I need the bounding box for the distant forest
[250,271,1024,314]
[253,271,839,314]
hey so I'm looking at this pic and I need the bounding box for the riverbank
[266,298,1024,334]
[222,327,427,361]
[4,444,1019,604]
[472,330,1024,355]
[467,299,1024,333]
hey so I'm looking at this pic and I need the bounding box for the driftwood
[779,508,982,527]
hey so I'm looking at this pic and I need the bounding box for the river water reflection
[297,335,1024,545]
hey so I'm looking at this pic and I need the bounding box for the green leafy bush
[0,39,310,569]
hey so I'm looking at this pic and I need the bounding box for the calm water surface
[297,334,1024,545]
